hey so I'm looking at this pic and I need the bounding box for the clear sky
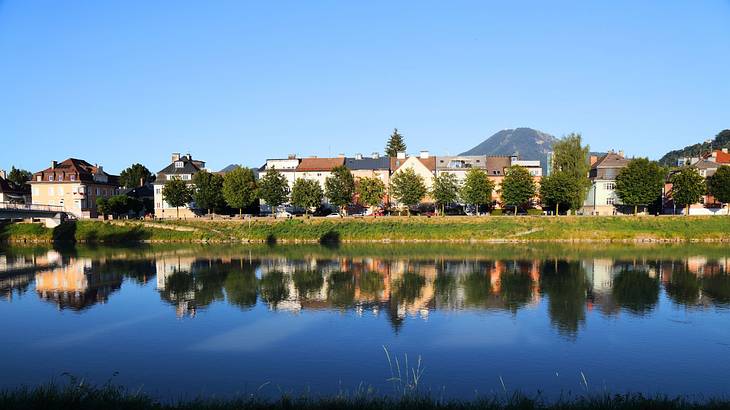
[1,1,729,174]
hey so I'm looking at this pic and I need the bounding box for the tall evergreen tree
[325,165,356,215]
[385,128,407,157]
[6,166,32,188]
[551,133,591,212]
[501,165,537,215]
[615,158,666,215]
[707,165,730,215]
[459,168,494,215]
[669,167,705,215]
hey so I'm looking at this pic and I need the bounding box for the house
[153,153,206,219]
[0,170,31,204]
[29,158,120,218]
[581,151,630,215]
[435,155,488,182]
[346,153,391,205]
[707,148,730,165]
[390,151,436,204]
[484,156,512,206]
[294,157,346,207]
[258,155,300,192]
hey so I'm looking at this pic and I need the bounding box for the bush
[527,209,542,216]
[491,209,504,216]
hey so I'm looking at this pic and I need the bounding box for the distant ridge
[460,128,558,171]
[658,129,730,166]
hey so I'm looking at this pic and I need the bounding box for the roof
[32,158,119,185]
[120,184,154,198]
[156,155,204,177]
[694,159,719,170]
[390,156,436,172]
[591,152,630,169]
[436,156,487,170]
[714,150,730,164]
[345,157,390,170]
[296,157,345,172]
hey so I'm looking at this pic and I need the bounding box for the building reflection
[34,258,123,311]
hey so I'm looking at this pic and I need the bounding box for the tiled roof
[296,158,345,172]
[390,156,436,172]
[32,158,119,185]
[345,157,390,170]
[714,150,730,164]
[157,156,204,177]
[591,152,630,169]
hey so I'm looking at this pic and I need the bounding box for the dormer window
[48,175,54,181]
[175,161,184,168]
[70,174,76,181]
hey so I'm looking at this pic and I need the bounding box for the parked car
[325,213,341,218]
[275,211,293,218]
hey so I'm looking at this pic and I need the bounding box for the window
[58,187,64,195]
[70,174,76,181]
[36,175,41,182]
[48,175,53,181]
[175,161,184,168]
[96,188,100,196]
[605,183,615,190]
[48,187,54,195]
[606,197,615,205]
[156,188,161,194]
[32,187,39,196]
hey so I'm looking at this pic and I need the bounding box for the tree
[460,168,494,215]
[615,158,666,215]
[356,177,386,214]
[162,178,192,218]
[385,128,407,157]
[540,171,581,215]
[501,165,537,215]
[290,178,323,215]
[431,173,460,215]
[551,133,591,212]
[6,166,31,188]
[389,168,427,216]
[107,195,131,216]
[119,163,155,188]
[669,167,705,215]
[325,165,356,215]
[192,171,224,215]
[707,165,730,215]
[258,168,289,214]
[96,197,110,218]
[222,167,258,216]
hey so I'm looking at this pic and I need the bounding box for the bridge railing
[0,202,65,213]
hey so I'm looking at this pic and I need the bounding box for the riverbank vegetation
[2,216,730,243]
[2,382,730,410]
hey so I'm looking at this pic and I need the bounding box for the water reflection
[1,246,730,335]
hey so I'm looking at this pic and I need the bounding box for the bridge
[0,202,75,228]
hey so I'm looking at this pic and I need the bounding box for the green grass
[2,216,730,243]
[2,382,730,410]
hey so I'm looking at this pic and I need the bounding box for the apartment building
[29,158,120,218]
[581,151,630,215]
[153,153,206,219]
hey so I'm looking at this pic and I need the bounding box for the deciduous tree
[192,171,225,215]
[669,167,705,215]
[540,171,581,216]
[707,165,730,215]
[325,165,356,215]
[551,133,591,212]
[356,177,386,214]
[258,168,289,214]
[119,163,155,188]
[6,166,32,188]
[501,165,536,215]
[222,167,258,216]
[290,178,323,215]
[459,168,494,216]
[615,158,666,215]
[390,168,427,216]
[162,178,192,218]
[431,173,460,215]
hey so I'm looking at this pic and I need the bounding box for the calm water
[2,243,730,399]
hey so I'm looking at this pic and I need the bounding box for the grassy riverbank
[2,215,730,243]
[2,383,729,410]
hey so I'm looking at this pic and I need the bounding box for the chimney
[396,151,406,159]
[139,177,144,187]
[97,165,103,173]
[0,170,6,179]
[420,150,430,159]
[288,154,297,160]
[589,155,598,166]
[723,148,728,154]
[51,160,57,169]
[337,153,345,158]
[172,153,180,162]
[355,153,363,160]
[372,152,380,159]
[618,150,624,158]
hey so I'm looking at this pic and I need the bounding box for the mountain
[658,129,730,166]
[460,128,558,171]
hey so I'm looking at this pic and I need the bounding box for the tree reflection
[462,271,491,308]
[224,260,259,310]
[433,273,457,306]
[664,267,700,307]
[540,260,588,337]
[259,271,289,308]
[293,270,324,300]
[499,271,533,313]
[358,271,384,299]
[612,269,659,315]
[701,273,730,307]
[159,261,229,313]
[392,272,426,306]
[327,271,355,307]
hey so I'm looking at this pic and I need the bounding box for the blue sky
[1,1,729,174]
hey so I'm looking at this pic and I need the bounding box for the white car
[275,211,293,218]
[325,213,341,218]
